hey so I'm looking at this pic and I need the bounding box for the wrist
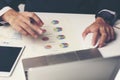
[95,17,107,24]
[1,9,18,24]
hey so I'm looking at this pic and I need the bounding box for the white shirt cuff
[0,6,12,17]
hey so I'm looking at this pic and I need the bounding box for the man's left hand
[82,17,115,48]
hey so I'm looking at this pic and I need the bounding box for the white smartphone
[0,43,25,77]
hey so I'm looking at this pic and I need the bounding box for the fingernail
[38,30,43,34]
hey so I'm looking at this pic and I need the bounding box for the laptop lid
[22,48,120,80]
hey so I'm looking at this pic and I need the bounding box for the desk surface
[0,13,120,80]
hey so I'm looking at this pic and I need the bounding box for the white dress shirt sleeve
[0,6,12,17]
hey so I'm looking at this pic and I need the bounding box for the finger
[110,27,115,40]
[30,14,44,26]
[99,27,107,47]
[99,34,107,48]
[92,32,99,46]
[14,25,28,36]
[82,28,90,39]
[30,23,44,35]
[23,12,44,26]
[19,21,38,38]
[18,14,43,35]
[106,27,111,42]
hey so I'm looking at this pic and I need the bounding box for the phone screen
[0,46,22,72]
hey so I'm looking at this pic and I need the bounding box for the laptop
[22,48,120,80]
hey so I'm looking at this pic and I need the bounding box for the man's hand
[82,17,115,48]
[1,9,44,38]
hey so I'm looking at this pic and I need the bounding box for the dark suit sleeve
[0,0,9,9]
[0,0,25,11]
[97,0,120,18]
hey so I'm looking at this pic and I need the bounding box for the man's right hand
[1,9,44,38]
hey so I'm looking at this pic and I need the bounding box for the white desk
[0,13,120,80]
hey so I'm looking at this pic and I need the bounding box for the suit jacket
[0,0,24,10]
[25,0,99,14]
[0,0,119,17]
